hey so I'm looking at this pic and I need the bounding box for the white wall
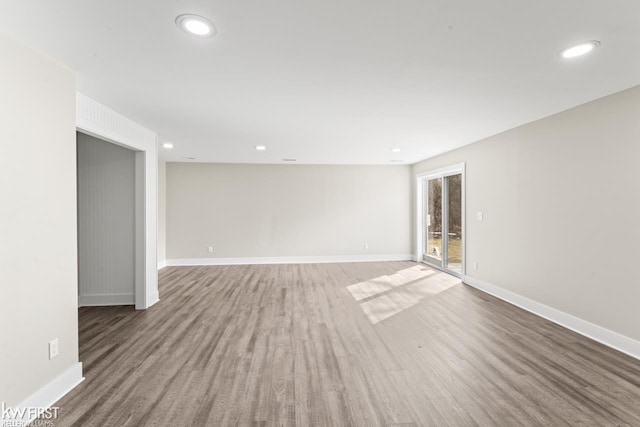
[413,84,640,343]
[166,163,412,261]
[0,30,80,406]
[157,161,167,268]
[77,132,135,305]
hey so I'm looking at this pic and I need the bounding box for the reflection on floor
[347,265,461,323]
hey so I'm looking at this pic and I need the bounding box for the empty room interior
[2,1,640,426]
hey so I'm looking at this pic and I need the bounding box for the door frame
[76,93,159,309]
[416,163,466,277]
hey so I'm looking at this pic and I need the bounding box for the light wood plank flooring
[50,262,640,426]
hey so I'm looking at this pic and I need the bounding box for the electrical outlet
[49,338,59,360]
[364,243,369,250]
[474,261,479,270]
[208,246,213,253]
[477,212,483,221]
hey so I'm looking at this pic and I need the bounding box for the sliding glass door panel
[425,178,442,261]
[444,174,462,273]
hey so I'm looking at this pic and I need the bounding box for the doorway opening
[75,92,159,310]
[76,131,144,307]
[416,164,465,277]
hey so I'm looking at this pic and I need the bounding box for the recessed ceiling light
[391,159,405,163]
[162,143,174,149]
[282,159,297,162]
[175,14,217,38]
[391,148,401,153]
[255,145,267,151]
[560,41,600,59]
[182,157,196,160]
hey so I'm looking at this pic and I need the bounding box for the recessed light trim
[390,159,405,163]
[560,40,600,59]
[162,143,174,149]
[255,145,267,151]
[282,159,297,162]
[175,14,217,38]
[391,148,401,153]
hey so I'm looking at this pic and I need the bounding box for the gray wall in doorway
[77,132,135,305]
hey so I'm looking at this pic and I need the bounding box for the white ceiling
[1,1,639,164]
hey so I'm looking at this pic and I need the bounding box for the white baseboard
[157,260,167,270]
[463,275,640,361]
[78,293,135,307]
[166,254,414,267]
[6,362,84,426]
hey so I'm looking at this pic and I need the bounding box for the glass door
[444,174,462,274]
[421,170,463,276]
[425,178,442,264]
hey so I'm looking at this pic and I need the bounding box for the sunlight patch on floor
[348,265,460,324]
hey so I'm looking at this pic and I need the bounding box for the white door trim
[415,163,466,277]
[76,93,159,309]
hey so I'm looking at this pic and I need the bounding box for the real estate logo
[1,402,59,427]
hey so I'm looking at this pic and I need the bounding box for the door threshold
[421,259,463,279]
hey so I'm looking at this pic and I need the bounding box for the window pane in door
[445,174,462,273]
[426,178,442,260]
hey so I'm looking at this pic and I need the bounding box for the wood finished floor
[51,262,640,426]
